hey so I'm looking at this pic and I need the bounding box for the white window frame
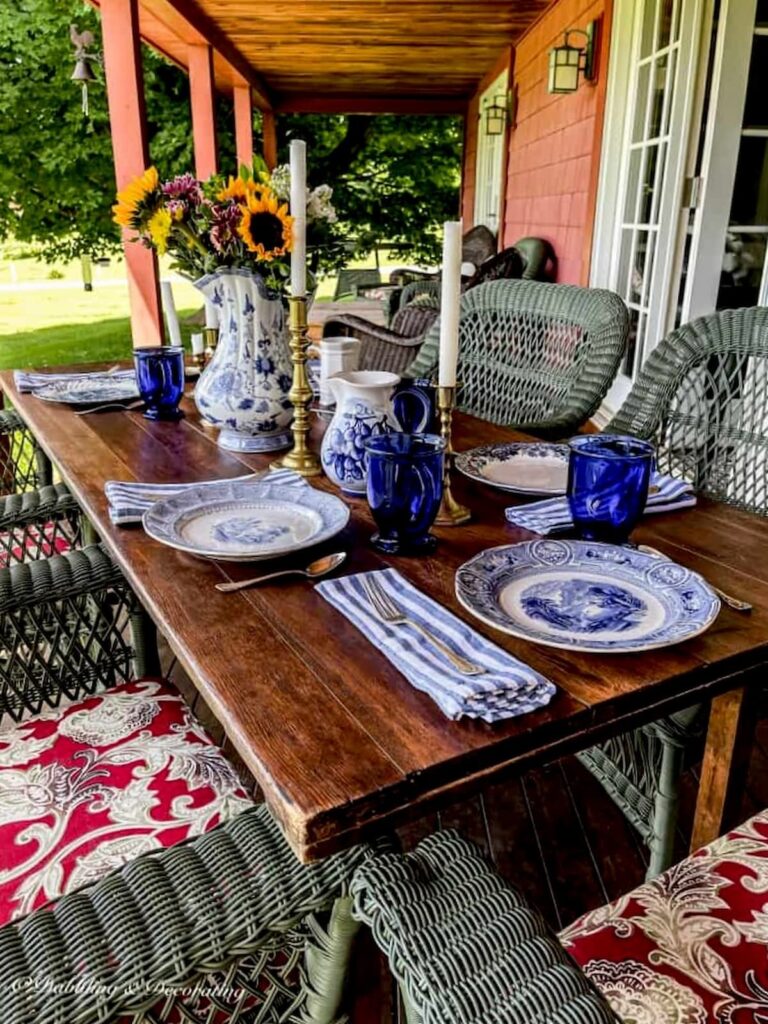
[474,69,509,235]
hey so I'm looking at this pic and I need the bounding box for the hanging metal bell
[71,58,96,83]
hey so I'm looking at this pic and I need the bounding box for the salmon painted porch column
[233,84,253,169]
[189,44,218,179]
[100,0,163,348]
[262,110,278,170]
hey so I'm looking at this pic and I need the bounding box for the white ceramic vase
[193,268,293,452]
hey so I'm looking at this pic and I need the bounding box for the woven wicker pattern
[0,483,82,566]
[0,545,145,724]
[321,312,430,375]
[408,280,628,436]
[608,306,768,515]
[0,409,51,494]
[1,803,371,1024]
[351,830,617,1024]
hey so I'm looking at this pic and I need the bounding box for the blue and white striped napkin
[316,568,555,723]
[105,467,305,526]
[14,368,136,394]
[504,472,696,535]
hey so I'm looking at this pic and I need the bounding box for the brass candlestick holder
[192,350,207,374]
[275,295,322,476]
[202,326,218,365]
[435,384,471,526]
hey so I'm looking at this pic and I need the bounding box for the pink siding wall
[502,0,612,283]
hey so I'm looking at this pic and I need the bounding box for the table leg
[691,682,759,852]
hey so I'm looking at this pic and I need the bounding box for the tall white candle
[438,220,463,387]
[290,139,307,297]
[190,332,205,356]
[204,298,218,329]
[160,280,183,347]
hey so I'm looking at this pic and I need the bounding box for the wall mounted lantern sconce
[70,24,103,117]
[548,22,597,94]
[483,89,516,137]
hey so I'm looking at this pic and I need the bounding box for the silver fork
[362,575,486,676]
[76,399,144,416]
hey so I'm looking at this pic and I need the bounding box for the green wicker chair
[0,545,373,1024]
[407,279,628,437]
[0,409,83,566]
[578,305,768,877]
[351,829,618,1024]
[515,236,557,281]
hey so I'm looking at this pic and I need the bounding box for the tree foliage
[0,0,461,265]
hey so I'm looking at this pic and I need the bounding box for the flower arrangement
[113,160,338,291]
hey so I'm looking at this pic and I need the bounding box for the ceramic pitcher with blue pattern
[320,370,431,494]
[193,268,293,452]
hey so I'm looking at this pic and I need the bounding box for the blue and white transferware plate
[455,540,720,653]
[455,442,570,496]
[33,377,139,406]
[143,479,350,562]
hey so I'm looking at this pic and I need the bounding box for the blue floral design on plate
[520,579,646,634]
[211,517,290,546]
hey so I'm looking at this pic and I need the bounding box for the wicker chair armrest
[351,831,617,1024]
[0,484,80,533]
[0,410,24,436]
[0,544,120,614]
[322,314,422,348]
[0,805,372,1024]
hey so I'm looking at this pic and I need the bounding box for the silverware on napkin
[638,544,752,613]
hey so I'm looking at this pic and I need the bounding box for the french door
[591,0,706,403]
[474,69,509,235]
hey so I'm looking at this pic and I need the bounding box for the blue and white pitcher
[320,370,431,494]
[193,268,293,452]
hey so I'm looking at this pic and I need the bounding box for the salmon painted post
[189,43,218,179]
[100,0,164,348]
[233,83,253,169]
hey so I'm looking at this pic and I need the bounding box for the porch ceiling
[124,0,555,111]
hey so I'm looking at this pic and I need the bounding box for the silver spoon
[638,544,752,613]
[216,552,347,593]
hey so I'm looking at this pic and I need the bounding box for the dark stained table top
[4,369,768,860]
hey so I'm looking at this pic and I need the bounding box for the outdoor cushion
[0,677,253,925]
[561,807,768,1023]
[0,521,71,567]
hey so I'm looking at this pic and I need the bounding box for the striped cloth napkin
[316,568,556,723]
[14,368,135,393]
[105,467,305,526]
[504,472,696,536]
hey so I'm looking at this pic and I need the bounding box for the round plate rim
[455,442,570,496]
[33,379,140,406]
[454,541,720,654]
[143,481,350,561]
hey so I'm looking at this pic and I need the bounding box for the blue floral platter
[143,479,350,562]
[455,442,570,496]
[33,377,139,406]
[455,540,721,653]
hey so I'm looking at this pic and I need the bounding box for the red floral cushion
[561,809,768,1023]
[0,678,253,926]
[0,522,71,567]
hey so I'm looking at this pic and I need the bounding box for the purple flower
[162,173,203,205]
[210,203,242,254]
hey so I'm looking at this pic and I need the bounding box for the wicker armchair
[0,409,83,566]
[408,279,628,436]
[351,830,617,1024]
[0,545,372,1024]
[515,236,557,281]
[578,306,768,877]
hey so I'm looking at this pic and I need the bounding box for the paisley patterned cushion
[561,809,768,1023]
[0,678,253,926]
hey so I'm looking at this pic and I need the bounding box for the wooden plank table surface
[4,369,768,862]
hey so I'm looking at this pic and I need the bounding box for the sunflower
[112,166,161,229]
[217,176,266,204]
[237,191,293,261]
[147,207,172,255]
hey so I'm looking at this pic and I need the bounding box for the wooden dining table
[3,368,768,863]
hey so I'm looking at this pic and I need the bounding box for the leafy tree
[0,0,461,266]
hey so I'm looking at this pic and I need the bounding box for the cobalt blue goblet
[364,433,445,555]
[567,434,655,543]
[133,346,185,421]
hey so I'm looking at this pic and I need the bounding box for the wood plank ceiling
[133,0,555,111]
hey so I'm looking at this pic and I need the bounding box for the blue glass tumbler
[567,434,655,543]
[133,346,185,421]
[364,433,445,555]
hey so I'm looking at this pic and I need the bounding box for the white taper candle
[290,139,307,297]
[204,298,218,329]
[190,332,205,356]
[160,280,183,347]
[438,220,462,387]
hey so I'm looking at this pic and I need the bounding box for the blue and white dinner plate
[455,442,570,496]
[33,377,140,406]
[455,540,720,653]
[143,479,350,562]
